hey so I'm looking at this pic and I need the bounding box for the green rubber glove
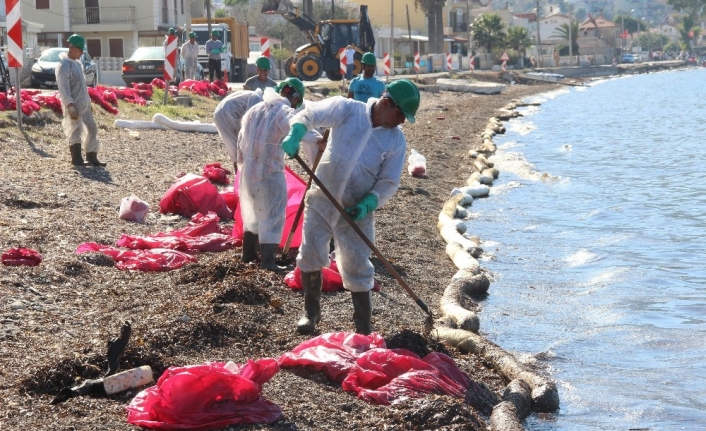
[345,193,378,221]
[281,123,307,158]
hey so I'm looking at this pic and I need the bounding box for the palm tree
[415,0,447,53]
[551,22,580,54]
[471,13,507,54]
[506,26,533,64]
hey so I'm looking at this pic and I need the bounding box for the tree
[506,26,533,56]
[551,22,579,54]
[414,0,447,53]
[214,8,228,18]
[667,0,705,19]
[677,15,701,49]
[470,13,506,54]
[224,0,249,5]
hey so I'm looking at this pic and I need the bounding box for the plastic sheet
[159,174,232,220]
[75,243,196,271]
[119,195,150,223]
[408,149,427,177]
[283,259,381,292]
[1,247,43,266]
[127,359,281,430]
[232,166,306,248]
[278,332,386,382]
[203,162,231,184]
[341,349,471,404]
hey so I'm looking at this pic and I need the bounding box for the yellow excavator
[262,1,375,81]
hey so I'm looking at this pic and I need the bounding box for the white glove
[67,105,79,120]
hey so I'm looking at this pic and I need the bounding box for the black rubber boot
[297,270,322,334]
[69,144,85,166]
[241,231,258,263]
[86,152,106,166]
[351,291,372,335]
[260,243,286,271]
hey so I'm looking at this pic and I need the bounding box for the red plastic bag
[127,359,281,430]
[75,242,196,271]
[159,174,232,220]
[283,260,381,292]
[203,162,231,185]
[341,350,471,405]
[232,166,306,248]
[278,332,386,382]
[1,247,43,266]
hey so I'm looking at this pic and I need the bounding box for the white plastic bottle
[103,365,154,395]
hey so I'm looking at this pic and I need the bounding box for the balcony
[69,7,136,32]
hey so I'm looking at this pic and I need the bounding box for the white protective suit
[293,96,406,292]
[181,41,199,80]
[237,88,321,243]
[55,53,99,153]
[214,89,263,164]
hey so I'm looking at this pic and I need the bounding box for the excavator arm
[358,5,375,53]
[262,0,318,34]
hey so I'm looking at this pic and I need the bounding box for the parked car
[621,53,636,64]
[121,46,204,86]
[30,47,96,88]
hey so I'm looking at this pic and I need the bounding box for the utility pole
[331,0,335,20]
[466,0,472,69]
[206,0,212,35]
[568,3,572,65]
[184,0,192,32]
[621,15,624,53]
[535,0,542,67]
[389,0,394,82]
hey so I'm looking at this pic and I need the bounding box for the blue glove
[345,193,378,221]
[281,123,307,158]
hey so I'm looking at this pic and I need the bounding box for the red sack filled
[203,162,231,184]
[341,350,471,405]
[87,86,119,115]
[150,78,166,89]
[159,174,232,220]
[284,260,381,292]
[127,359,281,430]
[2,247,43,266]
[75,242,196,271]
[278,332,386,382]
[232,167,306,248]
[220,191,238,213]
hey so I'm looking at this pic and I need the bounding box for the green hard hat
[386,79,420,123]
[255,56,271,70]
[361,52,376,65]
[211,30,220,36]
[188,31,197,38]
[67,34,85,51]
[168,27,176,35]
[277,77,305,108]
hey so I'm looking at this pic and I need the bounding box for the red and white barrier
[164,34,177,82]
[383,52,390,75]
[469,55,475,71]
[500,51,509,72]
[5,0,22,67]
[260,37,270,59]
[446,53,452,71]
[339,48,346,77]
[413,52,420,73]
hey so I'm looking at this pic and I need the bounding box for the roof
[579,16,617,30]
[512,12,537,23]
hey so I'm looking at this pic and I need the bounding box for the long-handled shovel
[276,129,330,266]
[292,154,432,317]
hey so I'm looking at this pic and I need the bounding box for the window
[36,0,49,9]
[86,39,101,57]
[109,39,123,58]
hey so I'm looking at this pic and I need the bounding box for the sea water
[467,68,706,430]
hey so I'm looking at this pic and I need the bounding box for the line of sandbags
[433,99,559,429]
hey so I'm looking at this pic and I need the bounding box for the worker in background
[56,34,105,167]
[181,31,199,80]
[243,56,277,92]
[163,28,182,83]
[344,45,355,80]
[237,78,323,271]
[214,88,264,173]
[205,30,224,82]
[280,79,420,335]
[347,52,385,102]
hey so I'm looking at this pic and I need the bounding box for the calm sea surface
[467,68,706,430]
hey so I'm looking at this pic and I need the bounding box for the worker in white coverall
[181,31,200,80]
[238,78,323,271]
[56,33,105,167]
[281,79,420,335]
[213,88,263,173]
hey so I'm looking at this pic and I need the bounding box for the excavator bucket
[261,0,293,14]
[359,5,375,53]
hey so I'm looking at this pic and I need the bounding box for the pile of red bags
[1,247,43,266]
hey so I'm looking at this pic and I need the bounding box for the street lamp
[568,3,573,66]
